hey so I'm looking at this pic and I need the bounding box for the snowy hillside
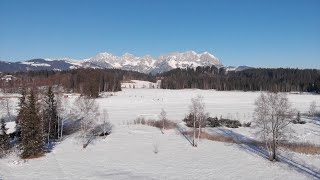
[0,51,224,74]
[0,83,319,179]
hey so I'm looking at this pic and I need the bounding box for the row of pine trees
[2,67,319,95]
[1,68,156,96]
[160,66,320,93]
[0,87,60,158]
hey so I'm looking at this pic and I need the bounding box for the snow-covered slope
[226,66,253,72]
[0,51,224,74]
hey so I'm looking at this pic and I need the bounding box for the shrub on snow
[206,117,221,127]
[183,113,207,128]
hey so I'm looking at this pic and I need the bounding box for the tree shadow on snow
[216,128,320,179]
[175,124,194,146]
[214,128,269,159]
[45,141,58,153]
[45,117,82,152]
[302,115,320,127]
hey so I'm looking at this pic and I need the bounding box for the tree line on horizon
[0,69,156,97]
[1,66,320,95]
[160,66,320,93]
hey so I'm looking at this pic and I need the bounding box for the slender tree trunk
[47,119,51,147]
[197,116,201,146]
[272,147,276,160]
[193,115,196,147]
[162,119,165,134]
[57,116,60,139]
[60,118,64,140]
[5,99,12,121]
[271,138,277,161]
[269,132,277,161]
[103,120,106,137]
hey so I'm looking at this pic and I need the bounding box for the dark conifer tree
[16,88,27,143]
[0,118,10,156]
[21,90,44,158]
[44,86,59,143]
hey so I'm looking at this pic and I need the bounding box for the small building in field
[1,75,17,82]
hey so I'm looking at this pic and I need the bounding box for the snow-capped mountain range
[0,51,250,74]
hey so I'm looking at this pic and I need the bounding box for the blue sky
[0,0,319,68]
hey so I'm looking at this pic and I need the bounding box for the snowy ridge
[226,66,253,72]
[79,51,222,73]
[20,61,51,67]
[0,51,226,74]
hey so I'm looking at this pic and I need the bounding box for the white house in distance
[121,80,161,89]
[1,74,16,82]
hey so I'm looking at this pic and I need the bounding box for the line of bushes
[183,113,251,129]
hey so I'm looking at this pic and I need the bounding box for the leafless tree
[100,109,110,137]
[56,94,70,140]
[189,95,206,147]
[0,98,14,121]
[74,96,100,146]
[309,101,317,118]
[159,108,167,134]
[254,92,294,161]
[153,142,159,154]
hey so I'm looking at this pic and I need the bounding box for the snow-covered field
[1,81,320,179]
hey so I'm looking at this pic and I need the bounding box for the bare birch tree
[0,98,14,121]
[159,108,167,134]
[74,96,100,146]
[56,94,70,140]
[100,109,111,137]
[189,95,206,147]
[309,101,317,118]
[254,92,294,161]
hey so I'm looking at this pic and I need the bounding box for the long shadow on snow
[215,128,320,179]
[302,116,320,127]
[175,124,193,146]
[46,117,82,152]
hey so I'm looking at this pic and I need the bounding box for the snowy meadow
[0,81,320,180]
